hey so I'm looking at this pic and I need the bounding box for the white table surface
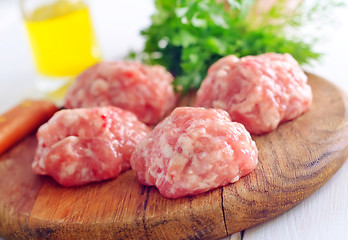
[0,1,347,240]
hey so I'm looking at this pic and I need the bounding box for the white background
[0,1,347,240]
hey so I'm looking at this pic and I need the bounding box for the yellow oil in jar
[24,0,101,77]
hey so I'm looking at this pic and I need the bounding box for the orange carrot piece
[0,100,58,155]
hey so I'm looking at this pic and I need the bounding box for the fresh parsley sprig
[133,0,341,94]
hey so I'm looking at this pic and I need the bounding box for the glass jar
[21,0,102,101]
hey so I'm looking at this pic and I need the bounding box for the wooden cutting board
[0,74,348,240]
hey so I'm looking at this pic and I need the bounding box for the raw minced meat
[130,107,258,199]
[196,53,312,134]
[64,61,176,125]
[32,107,151,187]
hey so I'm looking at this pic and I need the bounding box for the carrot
[0,100,58,155]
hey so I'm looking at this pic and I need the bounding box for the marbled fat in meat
[32,107,151,187]
[65,61,176,125]
[130,107,258,199]
[196,53,312,134]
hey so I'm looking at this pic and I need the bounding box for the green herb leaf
[131,0,342,94]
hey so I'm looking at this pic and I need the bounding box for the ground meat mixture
[32,107,151,187]
[64,61,176,125]
[196,53,312,134]
[130,107,258,199]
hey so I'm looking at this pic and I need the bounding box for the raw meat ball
[130,107,258,199]
[64,61,176,125]
[32,107,151,187]
[196,53,312,134]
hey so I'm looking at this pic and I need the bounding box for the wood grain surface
[0,74,348,240]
